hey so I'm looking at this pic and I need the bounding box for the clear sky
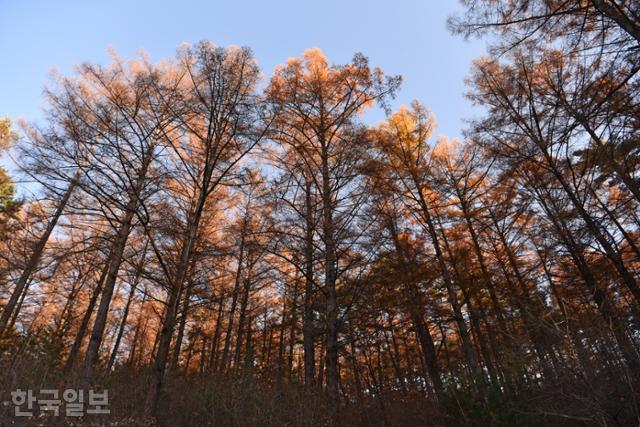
[0,0,486,188]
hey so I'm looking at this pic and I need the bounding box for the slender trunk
[198,335,208,374]
[321,143,340,426]
[64,258,111,374]
[143,220,196,416]
[144,175,210,417]
[184,335,197,373]
[349,338,367,425]
[536,247,592,377]
[54,277,83,339]
[243,317,254,371]
[208,295,225,372]
[535,182,640,371]
[385,215,445,398]
[303,178,316,389]
[7,279,31,333]
[127,313,143,368]
[234,275,253,369]
[278,297,287,380]
[414,179,478,373]
[81,206,136,384]
[387,324,405,392]
[486,216,558,380]
[543,149,640,302]
[82,143,156,385]
[457,196,524,390]
[0,178,77,336]
[287,280,299,380]
[170,272,195,371]
[440,219,504,388]
[107,252,145,371]
[219,233,246,373]
[458,197,510,339]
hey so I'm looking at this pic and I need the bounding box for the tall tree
[143,42,266,417]
[266,48,400,425]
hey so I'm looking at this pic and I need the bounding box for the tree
[266,48,400,425]
[373,103,480,378]
[2,35,640,425]
[143,42,266,417]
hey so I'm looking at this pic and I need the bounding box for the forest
[0,1,639,425]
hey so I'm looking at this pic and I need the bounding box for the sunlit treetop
[375,101,437,168]
[267,48,400,132]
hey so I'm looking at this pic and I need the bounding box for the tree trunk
[321,143,340,426]
[413,178,478,374]
[219,232,246,373]
[81,206,136,384]
[144,179,210,417]
[63,258,111,374]
[107,249,145,371]
[303,178,316,390]
[534,182,640,371]
[0,178,77,336]
[170,271,195,371]
[234,274,253,370]
[208,295,225,372]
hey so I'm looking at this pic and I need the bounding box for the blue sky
[0,0,485,188]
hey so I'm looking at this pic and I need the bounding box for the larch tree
[265,48,400,424]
